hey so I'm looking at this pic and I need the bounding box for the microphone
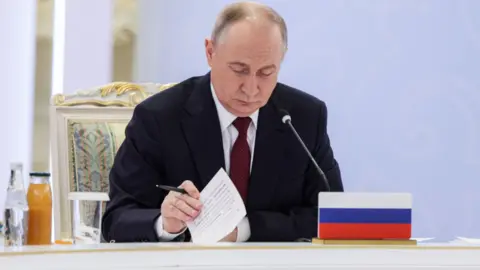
[279,109,331,191]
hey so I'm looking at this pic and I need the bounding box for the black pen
[156,184,188,194]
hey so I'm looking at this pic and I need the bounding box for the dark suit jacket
[102,72,343,243]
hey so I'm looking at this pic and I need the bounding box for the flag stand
[312,238,417,245]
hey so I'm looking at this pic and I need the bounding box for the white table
[1,242,480,269]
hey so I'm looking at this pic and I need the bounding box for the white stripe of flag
[318,192,412,209]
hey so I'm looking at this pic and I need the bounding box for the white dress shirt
[155,84,258,242]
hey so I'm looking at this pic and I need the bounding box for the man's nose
[242,75,259,96]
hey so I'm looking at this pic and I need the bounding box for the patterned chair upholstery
[50,82,176,240]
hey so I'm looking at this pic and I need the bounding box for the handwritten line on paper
[186,168,246,244]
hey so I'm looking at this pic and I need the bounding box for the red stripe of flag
[318,223,411,239]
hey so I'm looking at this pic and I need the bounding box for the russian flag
[318,192,412,240]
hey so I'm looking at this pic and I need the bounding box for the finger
[173,197,199,218]
[177,193,202,210]
[180,180,200,199]
[162,195,192,222]
[168,203,191,222]
[166,191,201,210]
[162,193,187,215]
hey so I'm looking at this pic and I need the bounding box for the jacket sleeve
[101,104,183,242]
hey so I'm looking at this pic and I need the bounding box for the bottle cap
[10,162,23,169]
[29,172,51,177]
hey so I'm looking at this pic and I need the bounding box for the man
[102,1,343,243]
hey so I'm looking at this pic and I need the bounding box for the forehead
[217,20,284,65]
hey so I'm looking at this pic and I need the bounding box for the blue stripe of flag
[319,208,411,224]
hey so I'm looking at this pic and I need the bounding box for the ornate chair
[50,82,176,240]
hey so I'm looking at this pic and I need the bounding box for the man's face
[205,20,285,117]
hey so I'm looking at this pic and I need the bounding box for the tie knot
[233,117,251,135]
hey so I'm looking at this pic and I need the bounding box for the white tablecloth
[1,242,480,270]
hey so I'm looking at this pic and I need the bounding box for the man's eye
[259,71,273,77]
[233,69,248,75]
[257,70,274,77]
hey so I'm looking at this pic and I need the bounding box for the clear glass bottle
[27,172,52,245]
[3,162,29,246]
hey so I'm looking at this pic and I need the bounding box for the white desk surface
[1,242,480,270]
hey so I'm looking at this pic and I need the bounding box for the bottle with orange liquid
[27,172,52,245]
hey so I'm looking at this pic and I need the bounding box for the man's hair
[211,1,288,50]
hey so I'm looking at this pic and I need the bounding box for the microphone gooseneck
[279,109,331,191]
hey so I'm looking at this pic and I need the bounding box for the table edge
[1,243,480,257]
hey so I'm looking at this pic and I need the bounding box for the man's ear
[281,47,288,62]
[205,38,215,67]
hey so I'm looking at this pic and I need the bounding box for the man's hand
[220,227,238,242]
[161,180,202,233]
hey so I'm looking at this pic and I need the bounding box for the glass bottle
[3,162,29,247]
[27,172,52,245]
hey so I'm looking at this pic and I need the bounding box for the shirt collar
[210,83,259,132]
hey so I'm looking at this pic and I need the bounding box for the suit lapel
[247,94,287,209]
[181,74,225,190]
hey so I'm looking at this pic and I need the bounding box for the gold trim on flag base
[312,238,417,245]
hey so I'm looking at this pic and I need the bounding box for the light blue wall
[138,0,480,241]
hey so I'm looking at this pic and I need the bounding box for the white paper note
[456,237,480,245]
[186,168,246,244]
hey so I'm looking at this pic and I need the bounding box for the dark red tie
[230,117,251,202]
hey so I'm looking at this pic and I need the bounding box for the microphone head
[279,109,291,124]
